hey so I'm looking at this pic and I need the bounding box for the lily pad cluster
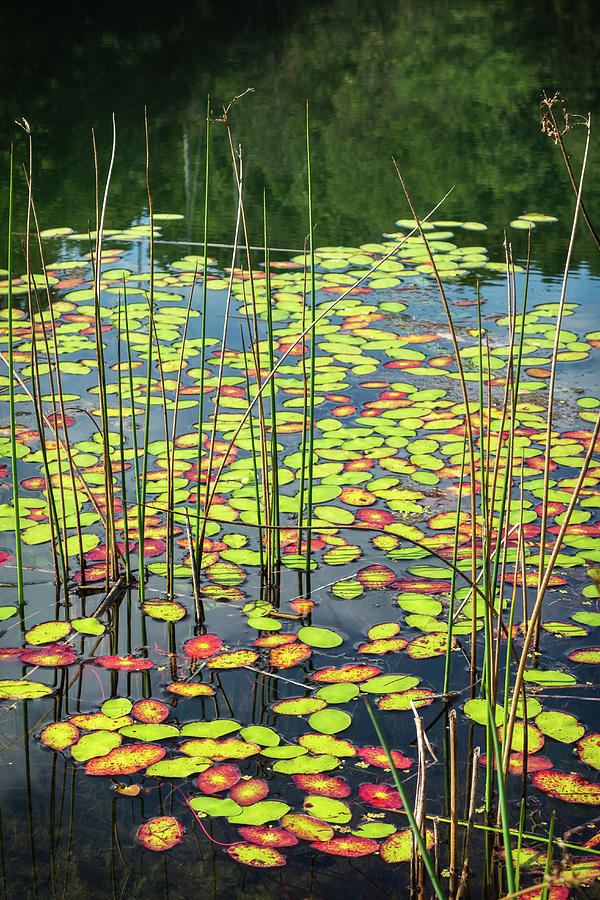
[2,210,600,887]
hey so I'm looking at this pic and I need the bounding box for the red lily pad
[292,773,351,798]
[569,647,600,663]
[310,835,378,857]
[377,688,436,711]
[19,644,78,667]
[238,826,298,848]
[229,779,269,806]
[356,565,397,589]
[358,637,408,654]
[479,753,553,774]
[206,650,259,669]
[137,816,184,852]
[406,633,454,659]
[184,634,223,659]
[380,828,434,863]
[40,721,80,750]
[131,700,170,724]
[357,746,412,770]
[394,579,451,594]
[253,634,297,648]
[165,682,215,697]
[226,842,286,868]
[531,770,600,805]
[95,655,154,671]
[281,813,334,842]
[86,743,166,775]
[196,764,242,794]
[310,665,381,683]
[269,642,312,669]
[358,782,403,809]
[577,733,600,769]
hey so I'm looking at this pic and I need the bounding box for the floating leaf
[226,842,286,868]
[310,665,381,683]
[358,746,412,770]
[297,626,343,649]
[569,647,600,664]
[179,738,261,760]
[20,644,78,667]
[183,634,223,659]
[358,782,403,809]
[196,764,241,794]
[377,688,436,710]
[272,697,326,716]
[189,796,242,817]
[142,600,186,622]
[71,712,132,731]
[165,682,215,697]
[238,826,298,848]
[95,655,153,671]
[119,723,179,741]
[101,698,133,718]
[311,835,379,857]
[535,711,584,744]
[356,565,397,589]
[360,674,419,694]
[298,734,356,757]
[71,731,122,762]
[24,621,71,645]
[272,754,341,775]
[85,743,166,775]
[531,770,600,805]
[206,650,258,669]
[367,622,401,640]
[314,683,360,703]
[0,679,53,700]
[71,617,105,636]
[40,721,79,750]
[131,700,170,724]
[308,708,352,734]
[523,668,576,686]
[380,828,434,863]
[269,643,312,668]
[406,633,453,659]
[303,795,351,824]
[238,726,280,747]
[281,813,334,842]
[229,779,269,806]
[358,637,408,654]
[180,720,241,738]
[498,722,545,754]
[228,800,291,826]
[137,816,184,852]
[146,757,211,778]
[577,733,600,769]
[292,773,350,798]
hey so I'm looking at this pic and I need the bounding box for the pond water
[1,2,600,899]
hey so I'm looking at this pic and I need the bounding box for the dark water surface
[1,3,600,899]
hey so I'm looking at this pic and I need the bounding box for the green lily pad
[303,795,351,824]
[308,709,352,735]
[146,757,212,778]
[297,626,343,649]
[314,683,360,703]
[535,711,584,744]
[227,800,291,826]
